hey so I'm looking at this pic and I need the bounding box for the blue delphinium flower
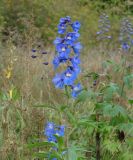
[122,42,130,51]
[45,122,65,160]
[71,83,82,98]
[52,73,64,89]
[52,16,82,98]
[45,122,65,142]
[96,13,112,41]
[72,21,81,32]
[119,18,133,52]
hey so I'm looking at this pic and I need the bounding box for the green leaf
[117,123,133,136]
[67,144,78,160]
[103,139,120,153]
[103,83,119,101]
[54,135,64,149]
[49,152,62,160]
[124,74,133,88]
[76,89,98,103]
[12,88,20,101]
[27,141,58,149]
[65,110,76,125]
[33,152,48,158]
[128,99,133,105]
[103,104,127,118]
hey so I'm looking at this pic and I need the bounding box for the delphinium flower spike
[44,122,65,160]
[45,122,65,143]
[119,18,133,52]
[96,13,112,41]
[52,16,82,98]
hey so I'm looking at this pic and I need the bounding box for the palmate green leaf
[78,119,97,129]
[117,123,133,136]
[27,141,58,149]
[76,89,98,103]
[78,118,98,135]
[103,83,119,101]
[124,74,133,88]
[102,103,127,118]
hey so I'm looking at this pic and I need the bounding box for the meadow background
[0,0,133,160]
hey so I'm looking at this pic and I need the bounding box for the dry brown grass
[0,42,133,159]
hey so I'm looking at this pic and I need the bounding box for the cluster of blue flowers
[96,13,111,40]
[52,16,82,98]
[45,122,65,160]
[31,45,49,65]
[45,122,65,143]
[119,18,133,52]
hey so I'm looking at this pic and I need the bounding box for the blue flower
[71,83,82,98]
[72,21,81,32]
[70,56,80,67]
[73,42,82,55]
[45,122,65,142]
[43,62,49,65]
[60,16,71,24]
[122,42,130,51]
[65,32,80,45]
[47,135,57,143]
[31,55,37,58]
[72,65,81,75]
[32,49,36,52]
[53,56,60,69]
[58,23,66,34]
[53,16,82,98]
[52,73,64,89]
[45,122,55,137]
[54,37,63,45]
[63,67,77,85]
[45,122,65,160]
[119,18,133,51]
[131,39,133,45]
[55,125,65,137]
[96,13,111,40]
[56,44,70,54]
[42,51,47,54]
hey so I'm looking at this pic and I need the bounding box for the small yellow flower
[9,89,13,99]
[4,66,12,79]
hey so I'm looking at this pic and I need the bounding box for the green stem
[120,57,127,96]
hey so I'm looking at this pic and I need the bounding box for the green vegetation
[0,0,133,160]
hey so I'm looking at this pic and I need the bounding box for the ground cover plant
[0,1,133,160]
